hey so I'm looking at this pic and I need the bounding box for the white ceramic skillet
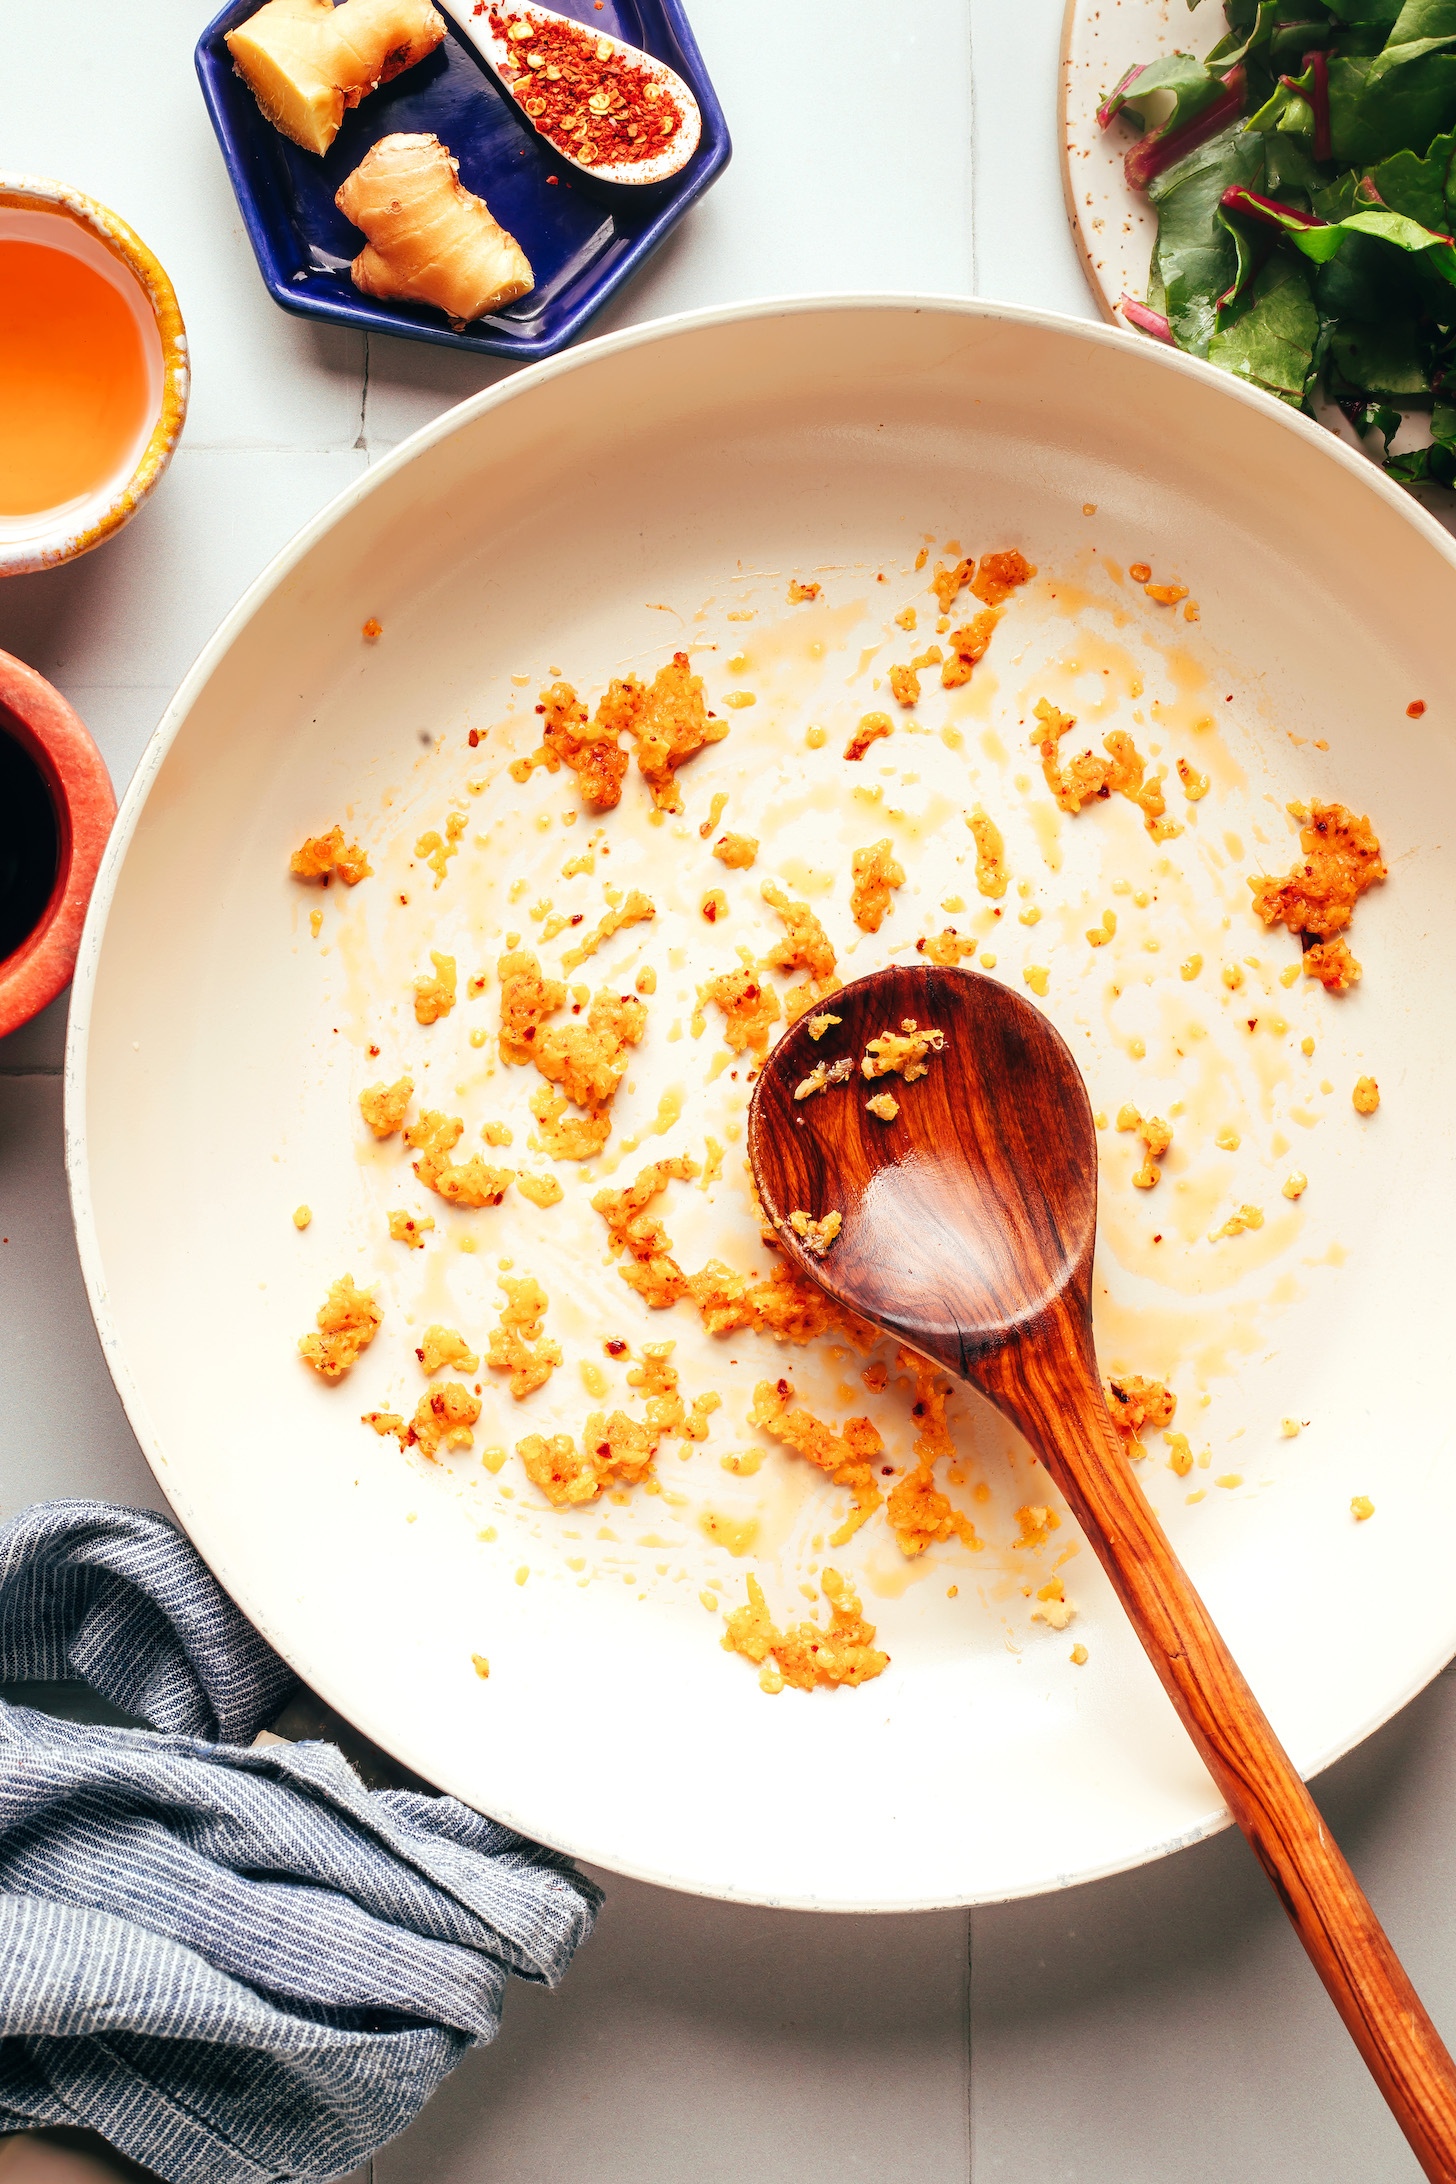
[66,298,1456,1911]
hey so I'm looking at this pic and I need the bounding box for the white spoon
[437,0,703,186]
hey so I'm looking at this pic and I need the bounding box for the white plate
[67,298,1456,1911]
[1060,0,1178,325]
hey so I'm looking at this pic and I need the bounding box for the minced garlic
[862,1020,943,1082]
[850,840,905,933]
[298,1274,381,1379]
[788,1208,842,1257]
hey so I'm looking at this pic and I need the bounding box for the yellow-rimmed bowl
[0,173,189,579]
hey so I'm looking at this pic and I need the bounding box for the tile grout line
[966,0,979,299]
[356,335,371,453]
[965,1905,975,2181]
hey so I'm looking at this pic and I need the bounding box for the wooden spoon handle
[979,1302,1456,2184]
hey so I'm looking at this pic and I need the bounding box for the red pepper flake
[487,5,683,169]
[1408,699,1427,718]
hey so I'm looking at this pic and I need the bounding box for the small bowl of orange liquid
[0,174,189,578]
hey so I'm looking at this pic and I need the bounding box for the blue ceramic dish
[195,0,730,359]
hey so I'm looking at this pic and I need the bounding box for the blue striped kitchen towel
[0,1501,601,2184]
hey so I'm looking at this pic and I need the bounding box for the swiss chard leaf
[1207,254,1321,394]
[1102,53,1228,131]
[1314,219,1455,318]
[1150,126,1267,353]
[1328,314,1433,387]
[1366,123,1456,221]
[1257,196,1456,279]
[1327,49,1456,162]
[1385,0,1456,39]
[1205,1,1279,68]
[1384,401,1456,475]
[1324,0,1405,21]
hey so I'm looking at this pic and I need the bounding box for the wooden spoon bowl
[750,961,1456,2184]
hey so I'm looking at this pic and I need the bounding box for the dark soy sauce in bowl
[0,730,59,965]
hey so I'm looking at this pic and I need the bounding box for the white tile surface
[0,1076,165,1515]
[5,2,1453,2181]
[377,1874,969,2184]
[971,1668,1456,2183]
[0,450,368,693]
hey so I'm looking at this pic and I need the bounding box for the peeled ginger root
[336,133,535,324]
[226,0,445,156]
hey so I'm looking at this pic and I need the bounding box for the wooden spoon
[748,960,1456,2182]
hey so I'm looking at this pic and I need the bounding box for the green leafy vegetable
[1150,127,1267,352]
[1108,0,1456,487]
[1208,255,1321,395]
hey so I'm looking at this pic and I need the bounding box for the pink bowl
[0,650,117,1038]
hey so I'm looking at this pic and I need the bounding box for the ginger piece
[760,879,839,1024]
[1031,701,1179,841]
[930,557,973,614]
[533,986,645,1111]
[498,947,568,1062]
[862,1019,943,1082]
[487,1274,561,1398]
[793,1056,854,1102]
[560,890,655,971]
[541,680,627,811]
[415,811,465,886]
[406,1110,513,1208]
[227,0,445,155]
[966,806,1008,898]
[698,950,781,1057]
[970,549,1035,607]
[528,1085,612,1163]
[941,608,1000,688]
[788,1209,842,1256]
[723,1570,888,1691]
[298,1274,381,1379]
[518,1409,657,1507]
[866,1092,899,1122]
[387,1209,433,1248]
[1248,802,1385,987]
[886,1349,979,1556]
[359,1074,413,1138]
[1030,1577,1077,1631]
[888,664,920,707]
[336,133,533,323]
[626,1342,719,1442]
[592,1156,699,1308]
[408,1380,480,1460]
[1106,1374,1175,1459]
[1117,1105,1171,1188]
[1353,1075,1380,1115]
[416,1324,479,1376]
[1304,937,1362,991]
[850,839,904,933]
[690,1258,880,1350]
[760,881,836,986]
[787,578,821,603]
[712,832,758,870]
[290,823,372,885]
[517,1172,563,1208]
[808,1012,842,1040]
[750,1376,884,1545]
[413,950,457,1025]
[598,652,725,813]
[845,711,893,761]
[916,927,978,968]
[362,1409,406,1442]
[1014,1503,1061,1550]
